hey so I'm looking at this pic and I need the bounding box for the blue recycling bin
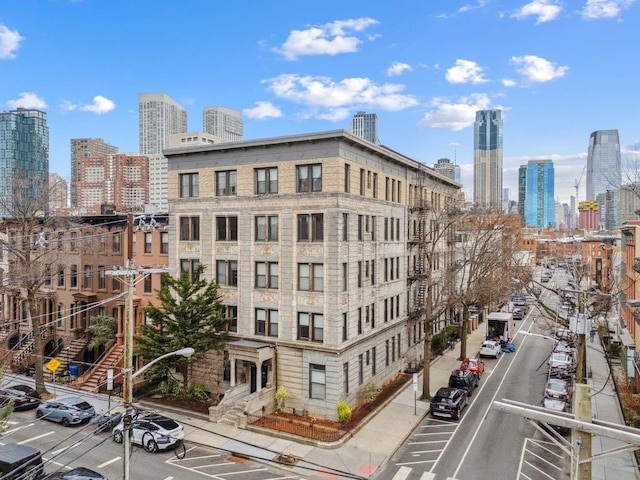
[69,365,79,376]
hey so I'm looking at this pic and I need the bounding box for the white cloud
[7,92,46,109]
[275,17,379,60]
[243,101,283,119]
[0,24,24,59]
[445,59,488,84]
[264,74,419,116]
[386,62,412,77]
[581,0,635,19]
[60,95,116,114]
[421,93,494,131]
[510,55,568,82]
[459,0,488,12]
[80,96,115,114]
[502,78,517,87]
[511,0,563,23]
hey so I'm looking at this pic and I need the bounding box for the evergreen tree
[134,264,228,389]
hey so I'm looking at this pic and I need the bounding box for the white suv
[112,414,184,453]
[479,340,502,359]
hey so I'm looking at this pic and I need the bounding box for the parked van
[0,443,43,480]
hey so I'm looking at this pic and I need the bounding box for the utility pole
[107,213,167,480]
[574,290,592,480]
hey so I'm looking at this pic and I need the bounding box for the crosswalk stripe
[420,473,436,480]
[392,466,412,480]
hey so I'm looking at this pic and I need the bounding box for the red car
[460,357,485,377]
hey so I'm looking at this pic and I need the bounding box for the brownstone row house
[0,214,169,392]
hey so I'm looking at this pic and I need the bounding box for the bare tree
[410,197,466,400]
[0,173,72,394]
[450,211,525,359]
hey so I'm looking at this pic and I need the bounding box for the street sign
[107,369,114,391]
[412,373,418,392]
[46,358,61,372]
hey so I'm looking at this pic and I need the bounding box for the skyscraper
[518,165,527,224]
[524,159,555,228]
[70,138,118,207]
[433,158,458,181]
[473,109,503,209]
[0,108,49,216]
[586,130,621,230]
[49,173,68,212]
[350,111,378,144]
[203,106,243,142]
[139,93,187,212]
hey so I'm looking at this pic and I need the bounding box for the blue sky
[2,0,638,205]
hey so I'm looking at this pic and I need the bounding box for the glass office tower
[586,130,621,230]
[473,109,503,209]
[524,159,555,228]
[0,108,49,216]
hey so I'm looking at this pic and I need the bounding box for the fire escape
[408,172,431,325]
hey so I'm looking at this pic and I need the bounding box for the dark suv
[448,369,478,396]
[430,387,469,420]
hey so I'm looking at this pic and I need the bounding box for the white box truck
[487,312,515,344]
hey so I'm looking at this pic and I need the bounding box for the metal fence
[247,411,345,442]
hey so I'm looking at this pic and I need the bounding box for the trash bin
[68,365,79,377]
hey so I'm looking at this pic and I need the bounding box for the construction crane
[575,165,586,201]
[572,165,586,234]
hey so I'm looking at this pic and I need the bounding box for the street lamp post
[121,347,194,480]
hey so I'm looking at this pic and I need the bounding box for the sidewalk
[138,325,489,479]
[587,333,639,480]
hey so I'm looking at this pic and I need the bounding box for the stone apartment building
[165,130,459,419]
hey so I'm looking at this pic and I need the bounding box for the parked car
[112,414,184,452]
[0,388,40,411]
[429,387,469,420]
[512,308,524,320]
[553,341,574,356]
[548,351,573,369]
[459,357,485,377]
[36,397,95,426]
[0,443,43,480]
[448,369,479,396]
[7,384,41,400]
[540,397,570,435]
[544,378,571,401]
[91,410,124,434]
[42,467,107,479]
[480,340,502,359]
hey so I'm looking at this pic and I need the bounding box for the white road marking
[420,473,436,480]
[1,422,35,436]
[18,431,54,444]
[97,457,121,468]
[51,442,83,455]
[391,466,412,480]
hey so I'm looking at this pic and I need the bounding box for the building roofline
[164,129,461,188]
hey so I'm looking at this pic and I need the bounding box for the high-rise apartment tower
[70,138,118,207]
[139,93,187,212]
[473,109,503,209]
[203,106,243,142]
[350,111,379,144]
